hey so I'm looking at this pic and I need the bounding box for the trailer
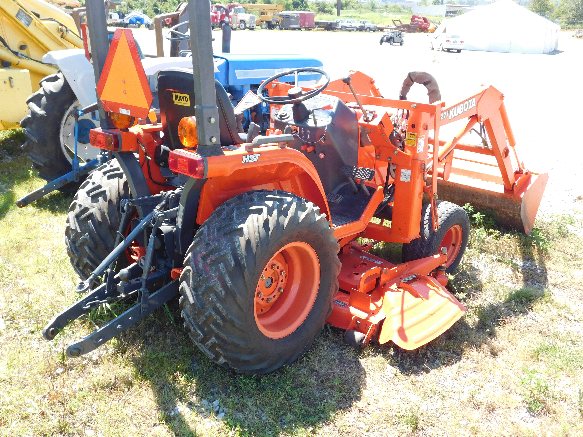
[278,11,315,30]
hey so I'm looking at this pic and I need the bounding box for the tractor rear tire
[21,72,96,193]
[65,159,129,279]
[402,201,470,274]
[179,190,340,374]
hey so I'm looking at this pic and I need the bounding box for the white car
[336,19,360,31]
[431,33,464,53]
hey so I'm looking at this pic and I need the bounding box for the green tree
[530,0,554,18]
[313,0,334,14]
[554,0,583,25]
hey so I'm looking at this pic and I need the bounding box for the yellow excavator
[0,0,82,130]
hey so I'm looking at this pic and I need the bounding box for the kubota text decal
[441,98,476,120]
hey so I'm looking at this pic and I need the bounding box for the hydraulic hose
[399,71,441,103]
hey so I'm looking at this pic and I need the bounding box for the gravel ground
[133,28,583,220]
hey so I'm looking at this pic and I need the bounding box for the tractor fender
[43,49,96,107]
[174,147,330,255]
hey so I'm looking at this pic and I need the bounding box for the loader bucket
[437,149,548,234]
[379,276,466,350]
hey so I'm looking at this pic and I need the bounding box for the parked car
[358,20,378,32]
[379,29,404,46]
[430,33,464,52]
[122,11,153,29]
[336,19,360,31]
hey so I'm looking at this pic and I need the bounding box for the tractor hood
[213,53,323,86]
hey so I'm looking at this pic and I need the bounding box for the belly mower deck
[327,243,466,349]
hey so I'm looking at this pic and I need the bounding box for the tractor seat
[157,69,246,149]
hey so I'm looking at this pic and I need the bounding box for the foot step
[342,165,375,182]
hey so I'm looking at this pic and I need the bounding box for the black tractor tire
[179,190,341,374]
[402,201,470,274]
[65,159,129,279]
[379,38,384,45]
[389,38,394,45]
[21,72,80,192]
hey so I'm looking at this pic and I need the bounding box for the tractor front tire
[20,73,88,192]
[65,159,129,279]
[179,191,340,374]
[402,201,470,274]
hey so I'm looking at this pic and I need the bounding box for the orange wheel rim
[440,224,463,267]
[254,242,320,339]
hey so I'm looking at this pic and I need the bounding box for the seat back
[157,69,243,149]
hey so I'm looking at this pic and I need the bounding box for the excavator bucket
[379,276,466,349]
[437,149,549,234]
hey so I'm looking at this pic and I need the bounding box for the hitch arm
[66,280,179,357]
[42,263,143,340]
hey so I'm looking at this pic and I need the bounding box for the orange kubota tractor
[43,0,547,374]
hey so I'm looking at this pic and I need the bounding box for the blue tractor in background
[18,9,322,206]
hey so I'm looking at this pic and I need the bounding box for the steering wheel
[257,67,330,105]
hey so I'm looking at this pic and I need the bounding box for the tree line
[113,0,582,28]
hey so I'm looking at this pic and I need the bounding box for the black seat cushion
[157,69,243,149]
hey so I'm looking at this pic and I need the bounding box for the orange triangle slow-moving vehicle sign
[97,29,153,119]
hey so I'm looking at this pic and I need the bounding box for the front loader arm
[434,86,522,191]
[431,86,548,233]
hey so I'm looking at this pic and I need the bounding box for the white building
[437,0,560,54]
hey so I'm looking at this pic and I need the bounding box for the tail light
[168,149,205,179]
[90,128,119,151]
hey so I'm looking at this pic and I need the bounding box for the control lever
[342,75,371,122]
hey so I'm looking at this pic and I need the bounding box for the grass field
[1,127,582,436]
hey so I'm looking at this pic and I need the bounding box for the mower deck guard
[379,276,466,349]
